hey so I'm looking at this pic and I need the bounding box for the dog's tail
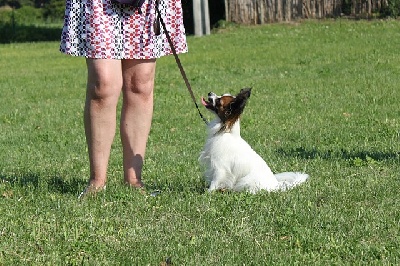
[274,172,309,191]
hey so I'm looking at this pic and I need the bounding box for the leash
[154,0,209,125]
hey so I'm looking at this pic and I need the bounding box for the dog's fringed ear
[231,88,251,113]
[218,88,251,133]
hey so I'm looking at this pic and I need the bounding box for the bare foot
[78,184,106,199]
[124,179,144,188]
[88,179,106,189]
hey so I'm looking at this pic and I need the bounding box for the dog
[199,88,308,193]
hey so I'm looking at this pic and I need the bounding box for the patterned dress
[60,0,187,59]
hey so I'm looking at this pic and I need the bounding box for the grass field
[0,20,399,264]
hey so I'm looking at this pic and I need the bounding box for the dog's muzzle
[207,92,218,107]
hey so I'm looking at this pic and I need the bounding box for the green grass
[1,20,400,264]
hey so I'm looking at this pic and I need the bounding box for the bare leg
[120,59,156,187]
[84,58,123,189]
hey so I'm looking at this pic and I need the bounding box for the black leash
[154,0,208,125]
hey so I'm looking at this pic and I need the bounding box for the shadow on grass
[276,147,400,161]
[0,171,207,197]
[0,173,86,195]
[0,172,39,188]
[47,175,87,195]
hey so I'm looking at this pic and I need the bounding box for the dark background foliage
[0,0,399,43]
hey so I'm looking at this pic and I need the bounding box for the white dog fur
[199,88,308,193]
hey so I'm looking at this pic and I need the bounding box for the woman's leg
[85,58,123,188]
[120,59,156,187]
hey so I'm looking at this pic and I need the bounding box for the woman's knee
[86,79,121,103]
[86,59,123,102]
[122,59,156,98]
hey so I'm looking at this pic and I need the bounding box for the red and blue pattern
[60,0,187,59]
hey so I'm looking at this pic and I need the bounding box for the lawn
[0,20,399,264]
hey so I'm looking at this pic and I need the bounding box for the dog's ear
[239,88,252,98]
[218,88,251,133]
[231,88,251,113]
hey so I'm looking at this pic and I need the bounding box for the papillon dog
[199,88,308,193]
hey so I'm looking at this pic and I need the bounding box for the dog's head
[201,88,251,132]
